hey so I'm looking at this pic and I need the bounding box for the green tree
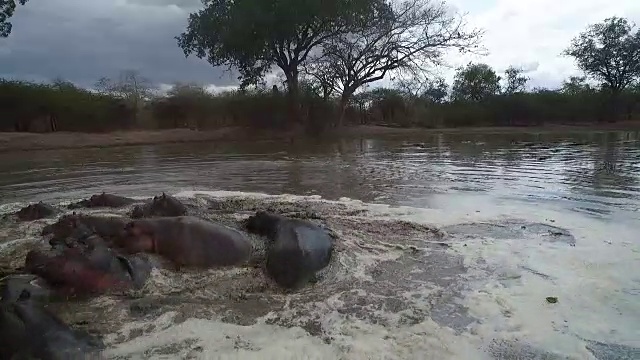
[564,17,640,94]
[561,76,593,95]
[1,0,28,37]
[503,66,529,94]
[167,82,209,98]
[176,0,378,124]
[420,77,449,103]
[451,63,501,102]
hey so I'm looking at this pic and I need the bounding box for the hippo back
[267,220,333,288]
[0,300,102,359]
[181,218,252,267]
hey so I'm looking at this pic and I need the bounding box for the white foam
[3,190,637,358]
[444,201,640,350]
[104,313,341,360]
[105,303,486,360]
[169,191,639,355]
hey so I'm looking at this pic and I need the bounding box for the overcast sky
[0,0,639,91]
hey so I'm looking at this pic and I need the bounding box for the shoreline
[1,122,639,152]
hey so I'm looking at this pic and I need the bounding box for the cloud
[0,0,639,91]
[443,0,640,89]
[0,0,237,88]
[125,0,202,8]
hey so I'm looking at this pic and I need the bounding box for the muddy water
[0,130,639,359]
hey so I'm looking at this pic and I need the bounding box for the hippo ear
[162,192,167,199]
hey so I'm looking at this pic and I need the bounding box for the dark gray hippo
[68,192,137,209]
[130,193,188,219]
[0,298,103,359]
[118,216,252,269]
[245,211,335,289]
[14,201,58,221]
[0,274,52,304]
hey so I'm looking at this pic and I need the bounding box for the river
[0,130,639,359]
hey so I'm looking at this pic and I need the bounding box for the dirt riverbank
[1,122,639,152]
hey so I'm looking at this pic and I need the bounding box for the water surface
[0,130,639,359]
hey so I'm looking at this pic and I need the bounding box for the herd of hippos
[1,192,335,359]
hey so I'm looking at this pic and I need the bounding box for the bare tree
[96,70,153,100]
[95,70,154,123]
[310,0,482,126]
[302,60,338,100]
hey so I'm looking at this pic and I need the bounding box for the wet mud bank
[1,191,635,359]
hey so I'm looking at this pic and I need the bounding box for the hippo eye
[19,290,31,300]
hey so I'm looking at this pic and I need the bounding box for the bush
[0,80,135,132]
[2,78,639,133]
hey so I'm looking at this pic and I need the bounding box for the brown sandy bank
[1,122,639,152]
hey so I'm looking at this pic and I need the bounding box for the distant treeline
[2,1,640,134]
[1,73,639,133]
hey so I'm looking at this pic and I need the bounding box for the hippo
[245,211,334,289]
[68,192,137,209]
[130,193,188,219]
[24,234,152,297]
[118,216,252,269]
[42,213,129,247]
[14,201,58,221]
[0,274,52,304]
[0,298,103,359]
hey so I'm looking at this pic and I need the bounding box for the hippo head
[16,202,56,221]
[130,193,186,219]
[116,255,153,290]
[24,250,53,277]
[120,221,156,254]
[88,193,106,205]
[153,193,187,216]
[41,212,80,237]
[0,275,51,304]
[245,211,281,239]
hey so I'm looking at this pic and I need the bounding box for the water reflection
[0,130,638,218]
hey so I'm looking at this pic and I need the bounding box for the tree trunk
[337,90,355,128]
[600,88,620,123]
[285,69,302,127]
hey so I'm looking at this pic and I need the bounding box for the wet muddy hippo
[118,216,252,269]
[1,274,51,304]
[42,213,129,246]
[24,236,151,297]
[0,298,103,359]
[246,211,334,289]
[68,192,137,209]
[14,201,58,221]
[130,193,188,219]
